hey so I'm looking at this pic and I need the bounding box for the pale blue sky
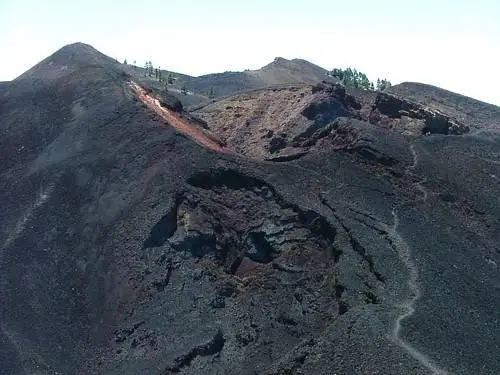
[1,0,499,104]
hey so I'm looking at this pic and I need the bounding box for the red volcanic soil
[130,81,229,154]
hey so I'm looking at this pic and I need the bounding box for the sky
[1,0,499,105]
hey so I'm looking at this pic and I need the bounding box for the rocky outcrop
[159,93,183,113]
[144,170,340,272]
[371,92,470,135]
[293,82,361,142]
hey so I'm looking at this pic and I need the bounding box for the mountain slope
[15,42,119,81]
[121,56,331,104]
[0,43,499,375]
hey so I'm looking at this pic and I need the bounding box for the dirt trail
[384,142,449,375]
[130,82,229,154]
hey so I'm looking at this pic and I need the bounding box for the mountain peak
[55,42,100,55]
[16,42,117,81]
[249,56,328,85]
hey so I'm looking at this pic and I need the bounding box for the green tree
[167,73,174,84]
[331,68,344,80]
[181,84,187,95]
[123,59,128,65]
[147,61,153,77]
[358,72,371,90]
[330,67,374,90]
[208,87,216,99]
[376,78,392,91]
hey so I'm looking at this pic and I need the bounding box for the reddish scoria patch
[130,81,229,154]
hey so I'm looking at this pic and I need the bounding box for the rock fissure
[162,330,225,373]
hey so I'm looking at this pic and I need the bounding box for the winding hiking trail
[410,142,429,201]
[130,82,230,154]
[383,141,449,375]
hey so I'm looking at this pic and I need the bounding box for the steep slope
[1,43,499,375]
[15,42,119,82]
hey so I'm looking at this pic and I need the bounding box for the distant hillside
[246,57,329,85]
[184,57,329,97]
[182,71,263,98]
[122,56,332,105]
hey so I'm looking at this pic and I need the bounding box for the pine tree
[148,61,153,77]
[181,84,187,95]
[208,87,216,99]
[331,67,375,91]
[376,78,392,91]
[167,73,174,84]
[123,59,127,65]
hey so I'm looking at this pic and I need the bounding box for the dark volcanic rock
[295,82,362,142]
[372,92,470,135]
[1,43,499,375]
[159,92,183,113]
[268,135,288,153]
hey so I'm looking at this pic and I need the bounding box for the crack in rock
[162,330,225,374]
[319,196,385,283]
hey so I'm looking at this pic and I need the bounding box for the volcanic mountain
[121,55,332,106]
[0,42,499,375]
